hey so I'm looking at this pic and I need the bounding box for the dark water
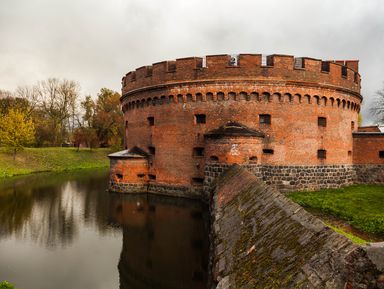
[0,169,209,289]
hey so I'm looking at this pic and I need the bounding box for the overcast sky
[0,0,383,124]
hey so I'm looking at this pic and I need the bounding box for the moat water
[0,169,209,289]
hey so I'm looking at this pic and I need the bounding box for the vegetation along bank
[0,147,110,178]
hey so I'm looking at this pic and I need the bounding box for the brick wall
[353,133,384,164]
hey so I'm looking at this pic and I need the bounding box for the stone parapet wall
[205,163,383,193]
[109,180,203,199]
[210,165,384,289]
[109,180,147,194]
[354,165,384,184]
[147,183,203,199]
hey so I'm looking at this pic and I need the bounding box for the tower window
[317,150,326,159]
[341,66,348,78]
[148,146,155,155]
[259,114,271,125]
[379,151,384,159]
[263,149,274,154]
[191,177,204,185]
[148,116,154,126]
[321,61,330,72]
[193,147,205,157]
[195,114,206,124]
[210,155,219,161]
[318,117,327,127]
[249,156,258,163]
[148,174,156,180]
[351,121,355,130]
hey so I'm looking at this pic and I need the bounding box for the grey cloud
[0,0,383,124]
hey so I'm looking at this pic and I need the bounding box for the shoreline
[0,147,111,179]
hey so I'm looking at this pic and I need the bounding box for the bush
[0,281,14,289]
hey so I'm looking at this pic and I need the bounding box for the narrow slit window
[148,146,155,155]
[259,114,271,125]
[263,149,274,154]
[191,177,204,185]
[210,155,219,161]
[249,156,258,163]
[351,121,355,130]
[317,150,326,159]
[193,147,204,157]
[148,116,154,126]
[195,114,206,124]
[341,66,347,78]
[148,174,156,180]
[318,117,327,127]
[321,61,330,72]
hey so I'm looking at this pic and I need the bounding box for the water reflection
[0,169,114,248]
[109,194,209,289]
[0,170,209,289]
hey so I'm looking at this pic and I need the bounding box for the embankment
[0,147,110,178]
[210,165,384,289]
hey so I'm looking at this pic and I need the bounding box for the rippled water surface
[0,169,209,289]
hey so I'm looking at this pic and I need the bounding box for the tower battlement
[122,54,360,97]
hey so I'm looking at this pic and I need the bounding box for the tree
[370,84,384,124]
[34,78,80,145]
[93,88,123,148]
[73,126,98,150]
[0,281,15,289]
[81,95,95,127]
[0,109,35,159]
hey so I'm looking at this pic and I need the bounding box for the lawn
[0,147,111,178]
[287,185,384,238]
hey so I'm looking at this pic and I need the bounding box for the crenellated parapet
[121,54,361,99]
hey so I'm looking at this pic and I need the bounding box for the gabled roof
[204,121,265,139]
[108,146,149,159]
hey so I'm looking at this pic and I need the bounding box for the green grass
[287,185,384,236]
[0,147,111,178]
[325,223,368,244]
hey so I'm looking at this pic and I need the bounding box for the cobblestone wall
[355,165,384,185]
[205,163,382,194]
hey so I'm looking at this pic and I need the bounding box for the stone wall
[355,165,384,185]
[205,163,383,194]
[210,165,384,289]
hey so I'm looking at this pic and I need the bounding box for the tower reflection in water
[109,193,209,289]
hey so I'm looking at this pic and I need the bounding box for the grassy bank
[287,185,384,242]
[0,147,111,178]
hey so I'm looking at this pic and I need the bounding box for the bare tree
[34,78,80,146]
[370,83,384,124]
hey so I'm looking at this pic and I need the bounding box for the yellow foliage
[0,109,35,154]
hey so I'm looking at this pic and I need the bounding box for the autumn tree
[0,109,35,159]
[81,95,95,127]
[22,78,81,146]
[93,88,123,148]
[73,126,98,150]
[370,83,384,124]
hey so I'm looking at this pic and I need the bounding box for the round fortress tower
[114,54,363,195]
